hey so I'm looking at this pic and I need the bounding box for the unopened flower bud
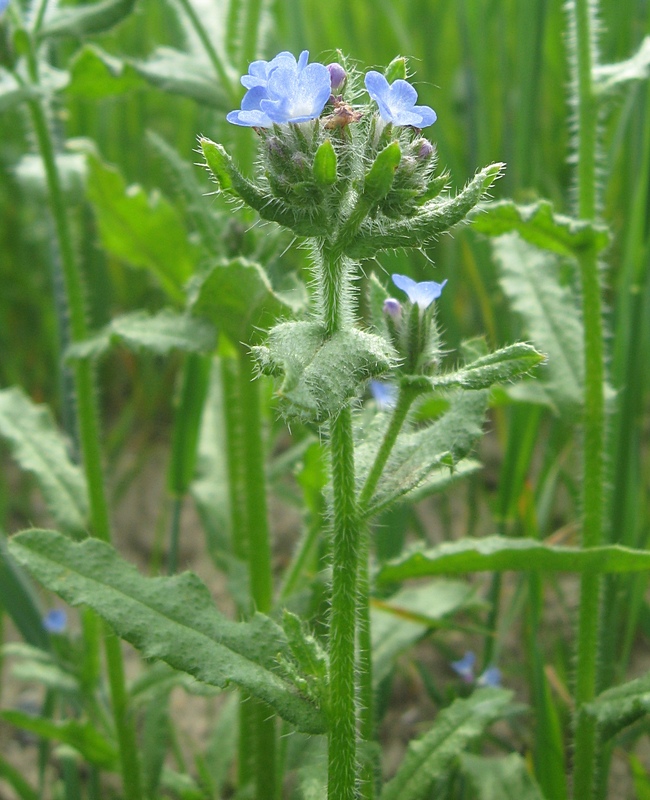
[383,297,402,319]
[327,63,347,93]
[416,139,434,160]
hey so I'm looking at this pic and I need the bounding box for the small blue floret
[451,650,475,682]
[0,0,9,16]
[43,608,67,634]
[370,380,397,410]
[228,51,331,128]
[392,273,447,309]
[477,666,502,688]
[365,71,437,128]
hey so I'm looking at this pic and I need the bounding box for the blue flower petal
[477,666,502,688]
[226,108,273,127]
[392,273,447,309]
[0,0,9,16]
[43,608,67,634]
[365,69,437,129]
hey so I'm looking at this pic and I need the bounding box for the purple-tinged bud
[416,139,434,160]
[327,63,347,93]
[383,297,402,319]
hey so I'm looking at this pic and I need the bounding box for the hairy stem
[26,49,142,800]
[568,0,606,796]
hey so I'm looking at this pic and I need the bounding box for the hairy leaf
[39,0,136,39]
[460,753,545,800]
[9,531,325,734]
[254,322,396,422]
[67,310,216,360]
[584,672,650,741]
[0,536,50,650]
[492,234,584,413]
[471,199,609,256]
[382,688,513,800]
[190,258,294,344]
[0,388,87,534]
[376,536,650,583]
[132,48,228,108]
[66,45,143,99]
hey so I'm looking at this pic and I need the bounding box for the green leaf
[0,535,50,650]
[39,0,136,39]
[0,68,33,113]
[413,342,545,392]
[360,389,488,518]
[492,234,584,414]
[0,711,117,769]
[376,536,650,584]
[254,322,396,422]
[381,688,513,800]
[8,530,325,734]
[372,581,482,686]
[313,139,338,186]
[131,48,228,108]
[0,753,39,800]
[384,57,407,82]
[66,45,143,99]
[594,36,650,93]
[85,153,200,301]
[471,199,610,256]
[189,258,294,344]
[584,672,650,741]
[364,141,402,200]
[348,162,505,257]
[66,310,216,360]
[459,752,546,800]
[0,388,88,534]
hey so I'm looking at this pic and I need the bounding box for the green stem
[569,1,606,796]
[237,347,277,797]
[358,386,419,511]
[357,527,376,800]
[328,405,360,800]
[167,496,183,575]
[25,46,141,800]
[175,0,237,105]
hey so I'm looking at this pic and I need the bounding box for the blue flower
[370,380,397,410]
[0,0,9,16]
[227,51,331,128]
[477,666,502,688]
[451,651,475,683]
[365,71,437,128]
[43,608,67,634]
[392,273,447,309]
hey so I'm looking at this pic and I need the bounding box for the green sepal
[384,57,407,83]
[253,322,396,422]
[200,138,233,191]
[364,141,402,202]
[313,139,338,186]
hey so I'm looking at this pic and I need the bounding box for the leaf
[66,45,143,99]
[254,322,396,422]
[0,68,33,113]
[0,711,117,769]
[360,389,488,518]
[66,310,216,360]
[376,536,650,584]
[348,162,505,258]
[131,48,228,108]
[0,535,50,650]
[594,36,650,93]
[492,234,584,414]
[85,153,200,301]
[371,581,482,686]
[459,753,546,800]
[418,342,545,392]
[189,258,294,344]
[39,0,136,39]
[0,388,88,535]
[0,753,39,800]
[381,688,513,800]
[9,530,325,734]
[471,199,610,256]
[583,672,650,741]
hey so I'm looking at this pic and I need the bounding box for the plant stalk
[569,0,606,795]
[26,45,142,800]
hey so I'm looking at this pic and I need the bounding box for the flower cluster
[451,651,501,688]
[227,50,436,131]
